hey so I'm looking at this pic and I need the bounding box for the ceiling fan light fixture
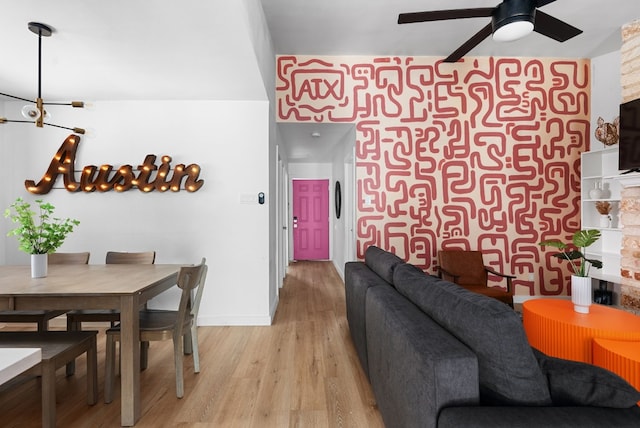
[398,0,582,63]
[493,18,534,42]
[492,0,536,42]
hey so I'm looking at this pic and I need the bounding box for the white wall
[242,0,281,323]
[591,50,622,151]
[1,99,273,325]
[331,127,356,278]
[0,103,6,264]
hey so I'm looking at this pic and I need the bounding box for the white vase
[589,182,603,199]
[599,214,612,228]
[31,253,48,278]
[571,275,592,314]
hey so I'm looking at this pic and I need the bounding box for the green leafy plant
[538,229,603,277]
[4,197,80,255]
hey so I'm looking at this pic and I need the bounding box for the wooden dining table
[0,263,181,426]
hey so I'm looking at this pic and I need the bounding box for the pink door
[293,179,329,260]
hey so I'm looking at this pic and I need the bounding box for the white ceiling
[262,0,637,58]
[1,1,638,162]
[0,1,265,102]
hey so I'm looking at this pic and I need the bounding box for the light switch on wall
[239,193,257,204]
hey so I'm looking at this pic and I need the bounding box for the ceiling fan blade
[533,10,582,42]
[535,0,557,7]
[398,8,493,24]
[444,23,493,63]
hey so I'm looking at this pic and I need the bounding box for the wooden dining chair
[104,258,208,402]
[65,250,155,376]
[0,252,90,332]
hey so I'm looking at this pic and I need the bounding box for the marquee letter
[25,134,81,194]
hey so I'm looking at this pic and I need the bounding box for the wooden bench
[0,331,98,428]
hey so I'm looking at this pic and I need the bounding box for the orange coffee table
[593,338,640,392]
[522,299,640,363]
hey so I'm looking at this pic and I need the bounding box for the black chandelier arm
[0,92,35,103]
[43,101,84,108]
[43,122,85,134]
[0,118,35,124]
[0,118,85,134]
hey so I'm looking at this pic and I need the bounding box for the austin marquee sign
[25,134,204,194]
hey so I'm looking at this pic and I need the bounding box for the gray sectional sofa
[345,246,640,428]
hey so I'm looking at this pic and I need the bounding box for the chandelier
[0,22,85,134]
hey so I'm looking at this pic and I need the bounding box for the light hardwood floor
[0,261,384,427]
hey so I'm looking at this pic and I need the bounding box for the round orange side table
[522,299,640,363]
[593,338,640,392]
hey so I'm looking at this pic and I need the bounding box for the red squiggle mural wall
[276,55,590,296]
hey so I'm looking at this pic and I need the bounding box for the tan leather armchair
[437,250,515,308]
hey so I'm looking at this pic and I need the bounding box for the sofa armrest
[366,285,479,428]
[344,261,390,379]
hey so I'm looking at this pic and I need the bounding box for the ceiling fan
[398,0,582,63]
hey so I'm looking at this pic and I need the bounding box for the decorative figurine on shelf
[589,182,603,200]
[594,116,620,146]
[595,201,612,228]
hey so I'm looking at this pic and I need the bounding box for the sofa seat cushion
[364,245,404,285]
[438,406,640,428]
[533,348,640,408]
[393,263,552,406]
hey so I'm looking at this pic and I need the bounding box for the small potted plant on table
[539,229,602,313]
[4,197,80,278]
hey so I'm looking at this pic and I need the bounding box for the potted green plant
[4,197,80,278]
[539,229,602,313]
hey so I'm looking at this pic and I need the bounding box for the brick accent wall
[619,19,640,314]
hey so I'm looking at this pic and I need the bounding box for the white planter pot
[31,253,48,278]
[599,214,612,228]
[571,275,592,314]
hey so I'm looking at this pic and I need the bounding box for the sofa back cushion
[364,246,404,285]
[393,263,552,406]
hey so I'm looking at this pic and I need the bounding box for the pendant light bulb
[21,104,50,121]
[21,105,41,120]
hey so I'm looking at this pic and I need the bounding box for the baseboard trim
[197,315,272,326]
